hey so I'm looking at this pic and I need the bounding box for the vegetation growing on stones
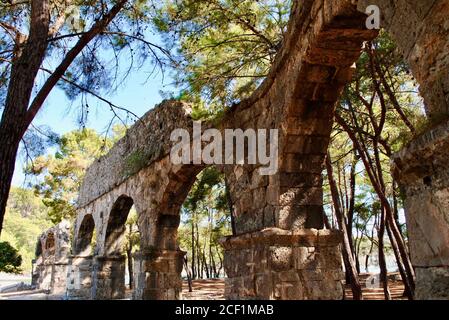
[123,150,149,178]
[1,0,448,301]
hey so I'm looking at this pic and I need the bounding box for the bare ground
[0,275,406,300]
[181,275,406,300]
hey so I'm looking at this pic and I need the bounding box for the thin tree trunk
[348,150,358,273]
[336,113,415,297]
[126,245,133,289]
[203,253,210,279]
[196,222,202,278]
[191,215,196,279]
[184,256,193,292]
[326,153,363,300]
[372,139,415,298]
[385,219,413,299]
[224,178,236,235]
[378,207,392,300]
[215,244,223,277]
[365,219,376,273]
[211,252,217,277]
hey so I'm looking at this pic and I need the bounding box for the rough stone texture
[358,0,449,119]
[415,267,449,300]
[65,0,376,300]
[391,119,449,299]
[220,228,344,300]
[222,0,378,235]
[358,0,449,301]
[132,250,184,300]
[33,0,449,300]
[91,255,126,300]
[32,221,71,294]
[66,255,94,299]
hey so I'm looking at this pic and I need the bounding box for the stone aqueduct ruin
[32,0,449,299]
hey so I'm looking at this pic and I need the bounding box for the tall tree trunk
[0,0,128,235]
[385,219,413,299]
[336,113,415,297]
[0,0,51,234]
[184,256,193,292]
[224,178,236,235]
[378,207,392,300]
[348,150,359,273]
[326,153,363,300]
[366,47,416,295]
[215,244,223,277]
[0,134,22,234]
[211,250,217,277]
[372,140,415,298]
[196,222,202,278]
[126,245,133,289]
[203,253,210,279]
[191,217,196,279]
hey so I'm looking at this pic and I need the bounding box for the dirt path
[181,276,406,300]
[0,275,406,300]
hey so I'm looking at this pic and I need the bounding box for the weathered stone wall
[66,255,94,299]
[66,0,377,300]
[358,0,449,119]
[222,0,377,236]
[221,228,344,300]
[357,0,449,300]
[392,120,449,299]
[33,221,71,294]
[63,0,449,300]
[77,100,200,208]
[132,250,184,300]
[91,255,126,299]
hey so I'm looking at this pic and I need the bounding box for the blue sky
[12,39,175,187]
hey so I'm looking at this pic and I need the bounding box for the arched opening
[102,195,140,298]
[44,232,56,260]
[322,26,427,300]
[105,196,134,255]
[177,166,233,300]
[35,238,43,260]
[74,214,96,256]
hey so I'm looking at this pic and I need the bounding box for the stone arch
[35,237,43,259]
[357,0,449,119]
[67,0,449,300]
[74,214,96,256]
[155,164,207,250]
[357,0,449,299]
[133,164,233,299]
[44,232,56,260]
[104,195,135,255]
[91,195,136,300]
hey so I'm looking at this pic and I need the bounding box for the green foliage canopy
[0,241,23,274]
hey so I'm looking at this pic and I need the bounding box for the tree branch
[25,0,128,130]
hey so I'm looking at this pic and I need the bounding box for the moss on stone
[123,150,148,178]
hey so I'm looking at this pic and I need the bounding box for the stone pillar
[66,255,94,300]
[132,249,184,300]
[91,255,126,300]
[220,228,344,300]
[392,120,449,299]
[51,262,69,294]
[39,263,54,291]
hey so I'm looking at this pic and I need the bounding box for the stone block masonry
[30,0,449,300]
[220,228,344,300]
[392,119,449,299]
